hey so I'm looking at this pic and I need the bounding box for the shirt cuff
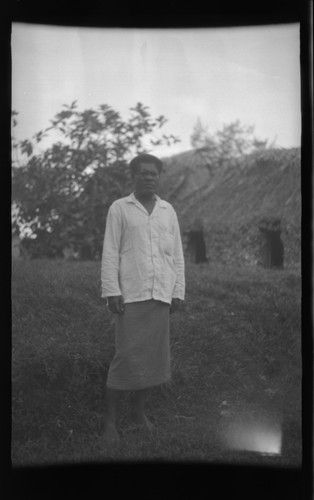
[101,290,122,298]
[172,287,185,300]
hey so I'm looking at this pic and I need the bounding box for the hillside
[159,147,301,268]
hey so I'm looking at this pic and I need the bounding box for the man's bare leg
[103,387,122,442]
[130,388,154,431]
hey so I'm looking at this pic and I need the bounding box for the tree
[12,102,180,259]
[190,118,275,169]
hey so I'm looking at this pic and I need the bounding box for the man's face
[133,162,160,197]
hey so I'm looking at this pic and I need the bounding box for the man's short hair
[129,154,163,177]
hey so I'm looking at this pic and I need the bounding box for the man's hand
[108,295,124,314]
[170,298,183,314]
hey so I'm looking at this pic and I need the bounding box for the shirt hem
[122,297,171,305]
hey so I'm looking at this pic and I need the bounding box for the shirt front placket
[149,203,162,298]
[132,197,156,295]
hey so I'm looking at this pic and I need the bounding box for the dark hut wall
[160,148,300,269]
[195,220,300,268]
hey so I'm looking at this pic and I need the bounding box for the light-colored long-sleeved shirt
[101,192,185,304]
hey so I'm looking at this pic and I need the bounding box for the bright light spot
[222,418,282,455]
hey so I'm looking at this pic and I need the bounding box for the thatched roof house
[159,147,300,268]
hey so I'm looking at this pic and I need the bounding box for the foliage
[12,102,180,259]
[190,118,275,169]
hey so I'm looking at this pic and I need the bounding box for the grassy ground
[11,259,301,467]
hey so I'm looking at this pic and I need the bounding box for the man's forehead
[137,162,158,170]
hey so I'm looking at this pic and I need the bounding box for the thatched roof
[160,147,300,232]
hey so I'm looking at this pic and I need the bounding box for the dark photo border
[4,1,313,498]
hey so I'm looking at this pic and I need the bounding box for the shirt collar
[126,192,167,208]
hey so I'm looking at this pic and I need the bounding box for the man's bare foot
[130,412,155,432]
[102,422,120,445]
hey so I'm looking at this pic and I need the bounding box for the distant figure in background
[12,232,30,260]
[186,218,208,264]
[101,153,185,443]
[258,218,284,269]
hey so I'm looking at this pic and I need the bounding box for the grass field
[11,259,301,467]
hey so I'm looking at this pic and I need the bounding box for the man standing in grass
[101,153,185,442]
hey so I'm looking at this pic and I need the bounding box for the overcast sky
[12,23,301,158]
